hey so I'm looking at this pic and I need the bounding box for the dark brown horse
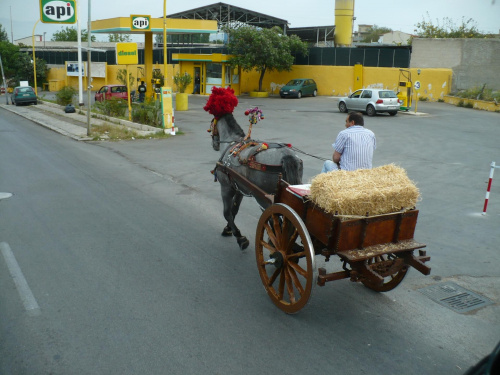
[210,113,303,250]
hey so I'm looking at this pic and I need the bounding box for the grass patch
[90,123,175,141]
[418,96,428,101]
[453,85,500,102]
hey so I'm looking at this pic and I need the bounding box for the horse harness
[208,118,290,183]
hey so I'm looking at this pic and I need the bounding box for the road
[1,95,499,374]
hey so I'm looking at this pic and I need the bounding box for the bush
[93,98,127,117]
[56,86,76,106]
[173,72,192,93]
[131,99,163,127]
[418,96,428,101]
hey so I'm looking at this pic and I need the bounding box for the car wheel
[389,111,397,116]
[366,104,376,116]
[14,100,18,106]
[297,91,302,99]
[312,89,317,97]
[339,102,348,113]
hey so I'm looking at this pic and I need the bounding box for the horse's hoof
[237,236,249,250]
[221,225,233,237]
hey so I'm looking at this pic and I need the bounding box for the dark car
[338,88,401,116]
[95,85,128,102]
[11,86,37,106]
[280,79,317,99]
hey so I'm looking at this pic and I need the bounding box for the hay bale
[309,164,420,216]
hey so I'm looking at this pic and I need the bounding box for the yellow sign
[161,87,173,129]
[131,15,151,31]
[116,43,138,65]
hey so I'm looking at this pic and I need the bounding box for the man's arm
[333,150,341,164]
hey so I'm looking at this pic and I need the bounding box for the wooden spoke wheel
[255,203,315,314]
[361,253,409,292]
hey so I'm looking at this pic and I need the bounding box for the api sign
[131,15,151,31]
[40,0,77,24]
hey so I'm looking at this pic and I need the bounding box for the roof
[287,26,336,43]
[167,2,289,30]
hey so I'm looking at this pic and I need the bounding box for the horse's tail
[281,154,303,185]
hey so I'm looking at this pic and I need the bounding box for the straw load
[309,164,420,216]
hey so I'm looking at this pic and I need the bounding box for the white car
[338,89,401,116]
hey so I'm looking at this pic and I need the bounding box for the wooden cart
[217,163,431,314]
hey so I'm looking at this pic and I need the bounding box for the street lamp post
[32,19,40,95]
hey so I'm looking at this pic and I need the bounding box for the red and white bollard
[171,109,176,135]
[482,161,499,215]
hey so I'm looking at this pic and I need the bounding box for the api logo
[40,0,77,24]
[131,15,151,31]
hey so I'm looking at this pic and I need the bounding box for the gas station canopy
[91,17,218,35]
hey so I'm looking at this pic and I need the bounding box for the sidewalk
[0,98,162,141]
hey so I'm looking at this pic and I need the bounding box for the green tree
[0,24,9,42]
[108,33,132,42]
[225,26,308,92]
[52,26,96,42]
[414,14,494,38]
[361,25,393,43]
[14,52,48,87]
[0,41,20,78]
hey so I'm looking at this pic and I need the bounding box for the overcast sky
[0,0,498,42]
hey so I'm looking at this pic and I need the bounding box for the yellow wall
[46,63,453,101]
[239,66,453,100]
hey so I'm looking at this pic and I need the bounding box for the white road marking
[0,242,41,316]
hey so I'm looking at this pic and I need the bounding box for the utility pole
[0,55,8,104]
[87,0,92,135]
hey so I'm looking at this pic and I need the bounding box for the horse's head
[207,118,220,151]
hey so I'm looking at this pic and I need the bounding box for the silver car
[338,89,401,116]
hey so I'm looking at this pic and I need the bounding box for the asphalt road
[0,95,499,374]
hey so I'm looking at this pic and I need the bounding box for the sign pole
[32,19,40,95]
[414,80,421,113]
[126,65,132,121]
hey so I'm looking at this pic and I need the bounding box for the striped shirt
[333,125,376,171]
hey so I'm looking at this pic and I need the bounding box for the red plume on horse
[203,87,239,119]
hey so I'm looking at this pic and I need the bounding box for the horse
[209,113,303,250]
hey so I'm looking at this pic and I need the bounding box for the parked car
[10,86,37,106]
[280,79,317,99]
[95,85,128,102]
[338,88,401,116]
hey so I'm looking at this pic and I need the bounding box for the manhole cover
[419,282,493,313]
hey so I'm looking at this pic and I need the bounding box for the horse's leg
[220,185,249,250]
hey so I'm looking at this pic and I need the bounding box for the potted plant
[173,72,192,111]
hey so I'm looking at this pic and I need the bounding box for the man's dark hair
[348,111,364,126]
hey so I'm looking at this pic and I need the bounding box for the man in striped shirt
[321,111,376,172]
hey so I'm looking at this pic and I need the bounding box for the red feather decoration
[203,87,239,119]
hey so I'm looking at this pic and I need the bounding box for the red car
[95,85,128,102]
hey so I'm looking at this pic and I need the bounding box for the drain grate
[419,282,493,313]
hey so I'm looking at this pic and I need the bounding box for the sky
[0,0,498,42]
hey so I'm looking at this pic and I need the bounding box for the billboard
[66,61,86,77]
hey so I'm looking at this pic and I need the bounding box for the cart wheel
[361,253,409,292]
[255,203,315,314]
